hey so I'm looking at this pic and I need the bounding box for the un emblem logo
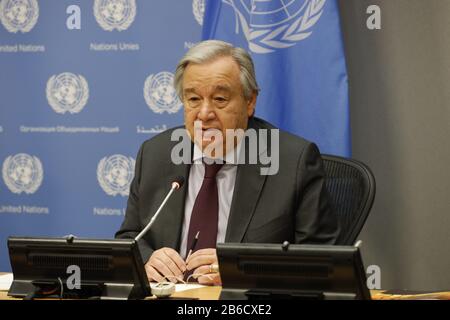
[46,72,89,114]
[97,155,135,197]
[94,0,136,31]
[144,71,182,114]
[2,153,43,194]
[192,0,205,26]
[0,0,39,33]
[223,0,326,53]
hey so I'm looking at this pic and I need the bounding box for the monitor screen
[217,242,370,300]
[7,237,151,300]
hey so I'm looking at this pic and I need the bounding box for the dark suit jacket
[115,117,340,262]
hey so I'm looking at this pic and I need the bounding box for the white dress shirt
[179,143,241,258]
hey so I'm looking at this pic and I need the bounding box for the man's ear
[246,92,257,117]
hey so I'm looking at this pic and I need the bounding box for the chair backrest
[321,154,376,245]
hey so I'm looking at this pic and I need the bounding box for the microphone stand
[135,180,182,242]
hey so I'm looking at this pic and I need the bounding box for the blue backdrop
[0,0,349,272]
[0,0,202,271]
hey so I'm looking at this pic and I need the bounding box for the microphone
[134,176,185,242]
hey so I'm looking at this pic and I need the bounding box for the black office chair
[321,154,376,245]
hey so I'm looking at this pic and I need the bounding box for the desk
[371,290,450,300]
[3,288,450,300]
[1,272,450,300]
[170,286,221,300]
[0,286,221,300]
[0,291,19,300]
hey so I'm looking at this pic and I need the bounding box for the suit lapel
[225,162,267,242]
[225,118,269,242]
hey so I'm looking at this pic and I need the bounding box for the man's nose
[197,99,215,121]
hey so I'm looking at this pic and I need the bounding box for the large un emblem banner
[203,0,351,156]
[0,0,202,271]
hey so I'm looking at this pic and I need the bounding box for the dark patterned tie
[185,161,224,258]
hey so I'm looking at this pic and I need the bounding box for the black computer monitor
[7,236,151,300]
[217,242,371,300]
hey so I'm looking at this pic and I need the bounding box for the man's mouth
[197,127,220,134]
[202,128,220,137]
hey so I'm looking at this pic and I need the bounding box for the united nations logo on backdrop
[97,155,135,197]
[0,0,39,33]
[2,153,43,194]
[144,71,182,114]
[192,0,205,26]
[223,0,326,53]
[46,72,89,114]
[94,0,136,31]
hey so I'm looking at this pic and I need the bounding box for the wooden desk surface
[0,287,220,301]
[3,288,450,300]
[169,286,221,300]
[0,291,19,300]
[2,272,450,300]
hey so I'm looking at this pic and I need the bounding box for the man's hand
[186,248,221,286]
[145,247,186,283]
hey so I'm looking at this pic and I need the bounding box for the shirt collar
[192,139,243,165]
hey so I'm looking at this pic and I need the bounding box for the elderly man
[115,40,339,286]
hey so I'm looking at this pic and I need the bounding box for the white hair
[174,40,259,100]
